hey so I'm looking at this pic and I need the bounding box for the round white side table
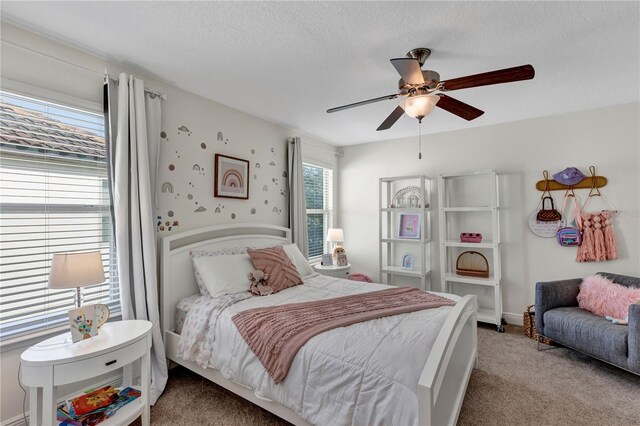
[21,320,152,426]
[313,263,351,278]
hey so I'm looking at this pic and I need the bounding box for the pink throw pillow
[577,275,640,319]
[248,246,303,293]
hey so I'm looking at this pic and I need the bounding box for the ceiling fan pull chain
[418,119,422,159]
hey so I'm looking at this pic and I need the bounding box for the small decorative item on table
[460,233,482,243]
[321,254,333,266]
[68,306,97,343]
[333,246,347,264]
[336,252,348,267]
[94,303,110,328]
[401,252,415,270]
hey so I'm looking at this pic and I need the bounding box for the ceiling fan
[326,48,535,131]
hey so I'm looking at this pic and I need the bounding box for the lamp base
[74,286,82,309]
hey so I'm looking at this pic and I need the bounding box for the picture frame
[321,253,333,266]
[398,213,421,239]
[214,153,250,199]
[400,252,415,270]
[68,306,97,343]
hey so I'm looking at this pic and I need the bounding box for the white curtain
[106,73,167,404]
[287,137,309,257]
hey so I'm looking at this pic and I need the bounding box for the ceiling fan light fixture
[401,94,440,119]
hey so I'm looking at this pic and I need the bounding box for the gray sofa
[535,272,640,375]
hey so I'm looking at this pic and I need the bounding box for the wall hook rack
[535,166,607,192]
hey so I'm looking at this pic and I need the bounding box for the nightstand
[20,320,152,426]
[313,263,351,279]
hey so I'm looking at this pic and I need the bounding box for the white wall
[339,103,640,322]
[0,22,337,424]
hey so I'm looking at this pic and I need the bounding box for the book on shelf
[57,386,141,425]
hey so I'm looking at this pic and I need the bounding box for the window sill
[0,312,122,353]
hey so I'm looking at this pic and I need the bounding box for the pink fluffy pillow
[577,275,640,319]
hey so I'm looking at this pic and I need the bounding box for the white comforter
[179,274,459,426]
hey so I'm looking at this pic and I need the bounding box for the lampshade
[401,94,440,119]
[48,251,105,289]
[326,228,344,243]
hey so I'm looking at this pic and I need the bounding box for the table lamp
[48,251,106,308]
[327,227,344,256]
[326,228,344,248]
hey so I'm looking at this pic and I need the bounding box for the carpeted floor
[134,324,640,425]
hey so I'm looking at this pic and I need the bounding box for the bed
[160,223,477,425]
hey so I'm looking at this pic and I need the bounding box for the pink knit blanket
[232,287,456,384]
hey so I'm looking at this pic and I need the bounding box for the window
[303,163,334,259]
[0,90,119,341]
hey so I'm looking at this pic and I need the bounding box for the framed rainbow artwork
[214,154,250,199]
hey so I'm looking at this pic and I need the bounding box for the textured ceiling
[2,1,639,146]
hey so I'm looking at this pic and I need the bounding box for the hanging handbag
[537,196,562,222]
[557,227,581,246]
[556,193,582,247]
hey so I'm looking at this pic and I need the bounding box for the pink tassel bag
[576,178,618,262]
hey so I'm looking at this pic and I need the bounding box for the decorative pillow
[192,253,255,297]
[190,247,250,296]
[248,246,303,293]
[577,275,640,319]
[282,243,314,277]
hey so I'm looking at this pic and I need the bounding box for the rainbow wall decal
[161,182,174,193]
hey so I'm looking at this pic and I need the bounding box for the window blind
[0,90,119,341]
[303,163,334,258]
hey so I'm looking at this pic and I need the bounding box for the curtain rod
[289,137,343,157]
[2,39,167,100]
[104,73,167,100]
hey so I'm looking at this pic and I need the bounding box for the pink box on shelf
[460,233,482,243]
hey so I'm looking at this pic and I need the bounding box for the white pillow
[283,243,314,277]
[192,253,254,297]
[190,247,251,296]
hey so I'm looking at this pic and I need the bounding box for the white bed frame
[160,223,477,426]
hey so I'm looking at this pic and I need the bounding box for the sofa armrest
[628,304,640,373]
[535,278,582,336]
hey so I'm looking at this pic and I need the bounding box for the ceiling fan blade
[376,105,405,131]
[435,95,484,121]
[326,94,400,113]
[390,58,424,85]
[441,64,535,91]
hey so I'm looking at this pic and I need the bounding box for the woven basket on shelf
[523,305,555,345]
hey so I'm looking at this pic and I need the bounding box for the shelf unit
[379,175,432,290]
[438,170,504,332]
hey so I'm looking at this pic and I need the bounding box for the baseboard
[1,375,122,426]
[1,415,27,426]
[503,311,523,326]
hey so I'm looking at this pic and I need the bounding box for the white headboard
[159,223,291,332]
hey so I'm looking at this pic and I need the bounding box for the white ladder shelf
[438,170,504,332]
[379,175,432,290]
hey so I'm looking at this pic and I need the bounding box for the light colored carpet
[135,324,640,425]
